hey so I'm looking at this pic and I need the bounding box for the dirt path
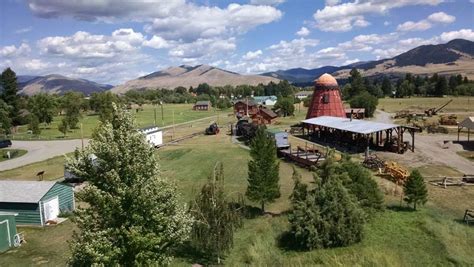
[0,139,88,171]
[373,110,474,175]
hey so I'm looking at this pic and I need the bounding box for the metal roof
[459,117,474,130]
[302,116,400,134]
[195,101,210,106]
[0,181,57,203]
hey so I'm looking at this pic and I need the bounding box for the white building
[295,91,313,100]
[140,126,163,147]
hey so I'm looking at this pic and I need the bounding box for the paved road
[0,139,89,171]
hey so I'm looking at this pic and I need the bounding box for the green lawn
[1,121,473,266]
[9,104,231,140]
[0,154,67,181]
[0,149,27,162]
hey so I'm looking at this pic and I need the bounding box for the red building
[234,99,259,117]
[252,107,278,125]
[306,73,346,119]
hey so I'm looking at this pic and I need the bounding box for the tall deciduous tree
[61,92,83,129]
[66,104,192,265]
[246,127,280,213]
[403,169,428,210]
[189,162,241,264]
[349,91,378,117]
[28,93,57,126]
[0,68,20,125]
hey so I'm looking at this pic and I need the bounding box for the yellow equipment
[384,161,409,184]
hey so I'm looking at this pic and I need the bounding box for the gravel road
[0,139,89,171]
[374,110,474,175]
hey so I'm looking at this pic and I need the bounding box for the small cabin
[193,101,211,111]
[0,212,18,252]
[252,107,278,125]
[234,99,259,118]
[0,181,75,226]
[266,129,290,149]
[139,126,163,147]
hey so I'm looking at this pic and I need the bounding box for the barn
[139,126,163,147]
[0,212,18,252]
[0,181,75,226]
[193,101,211,111]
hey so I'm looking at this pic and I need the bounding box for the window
[322,94,329,103]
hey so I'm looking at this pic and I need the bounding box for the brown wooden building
[193,101,211,111]
[252,107,278,125]
[234,99,258,117]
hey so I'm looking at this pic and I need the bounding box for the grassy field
[0,154,67,181]
[9,104,231,140]
[1,130,473,266]
[0,149,27,162]
[378,96,474,113]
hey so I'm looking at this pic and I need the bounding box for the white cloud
[0,43,31,57]
[438,29,474,42]
[296,26,310,37]
[397,12,455,32]
[143,36,170,49]
[15,27,33,34]
[24,59,49,71]
[384,21,390,26]
[313,0,444,32]
[325,0,340,6]
[250,0,285,5]
[168,38,236,59]
[397,20,432,31]
[428,12,455,23]
[242,50,263,60]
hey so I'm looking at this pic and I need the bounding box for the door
[42,197,60,222]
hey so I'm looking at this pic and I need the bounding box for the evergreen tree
[246,127,280,213]
[0,68,20,125]
[67,104,192,265]
[288,157,365,249]
[435,76,448,96]
[0,99,11,135]
[381,76,393,96]
[339,159,384,214]
[348,68,365,98]
[403,169,428,210]
[189,162,241,264]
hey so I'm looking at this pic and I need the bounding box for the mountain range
[17,74,112,96]
[11,39,474,95]
[110,64,278,94]
[263,39,474,85]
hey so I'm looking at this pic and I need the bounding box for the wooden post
[458,126,461,142]
[469,128,471,142]
[411,129,415,152]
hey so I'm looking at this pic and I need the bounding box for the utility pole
[80,123,84,150]
[172,109,175,140]
[160,100,164,126]
[154,106,157,126]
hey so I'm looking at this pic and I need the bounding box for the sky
[0,0,473,85]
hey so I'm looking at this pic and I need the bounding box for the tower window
[322,94,329,103]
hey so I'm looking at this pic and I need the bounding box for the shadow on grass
[386,205,416,212]
[277,231,308,252]
[453,219,474,227]
[174,242,214,266]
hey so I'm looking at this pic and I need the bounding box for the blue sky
[0,0,473,85]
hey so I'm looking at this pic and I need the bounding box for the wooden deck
[278,146,325,168]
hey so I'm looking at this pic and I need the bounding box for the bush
[350,91,378,117]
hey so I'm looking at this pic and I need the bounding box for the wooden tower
[305,73,345,119]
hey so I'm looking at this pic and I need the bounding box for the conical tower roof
[306,73,345,119]
[314,73,338,87]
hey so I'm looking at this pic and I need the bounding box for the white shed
[140,126,163,147]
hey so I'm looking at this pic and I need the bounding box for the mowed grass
[10,104,231,140]
[0,154,66,181]
[1,121,474,266]
[0,149,27,162]
[378,96,474,113]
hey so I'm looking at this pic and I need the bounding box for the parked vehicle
[0,139,12,149]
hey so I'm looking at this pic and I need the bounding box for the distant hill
[262,39,474,84]
[17,74,113,96]
[111,64,279,93]
[262,66,342,85]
